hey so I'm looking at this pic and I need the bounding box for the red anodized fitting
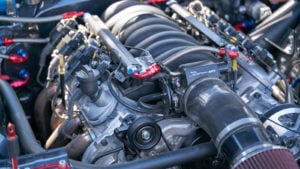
[7,123,16,140]
[148,0,167,4]
[0,75,10,81]
[7,123,18,169]
[10,76,30,89]
[132,63,161,79]
[1,38,14,46]
[62,11,85,19]
[219,47,239,59]
[8,54,28,64]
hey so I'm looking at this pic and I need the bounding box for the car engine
[0,0,299,168]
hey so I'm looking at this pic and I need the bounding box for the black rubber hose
[183,77,298,169]
[0,79,45,153]
[183,77,264,149]
[70,142,217,169]
[138,93,164,110]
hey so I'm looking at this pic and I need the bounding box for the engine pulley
[127,117,161,151]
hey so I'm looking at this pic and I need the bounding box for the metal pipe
[34,84,57,144]
[0,15,62,23]
[66,133,92,160]
[13,38,50,44]
[45,118,80,149]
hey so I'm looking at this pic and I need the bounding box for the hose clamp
[215,117,261,151]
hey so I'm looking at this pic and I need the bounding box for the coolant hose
[70,142,217,169]
[0,79,45,153]
[183,77,298,169]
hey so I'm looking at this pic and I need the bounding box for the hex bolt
[59,160,67,167]
[141,130,151,141]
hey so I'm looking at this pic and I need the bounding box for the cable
[107,68,165,114]
[108,72,157,113]
[233,70,238,92]
[137,93,165,110]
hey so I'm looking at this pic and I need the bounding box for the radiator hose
[183,77,298,169]
[0,79,45,153]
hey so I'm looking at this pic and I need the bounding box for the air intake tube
[183,77,298,169]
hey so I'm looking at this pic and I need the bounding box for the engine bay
[0,0,299,168]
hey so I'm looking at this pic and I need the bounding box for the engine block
[0,0,299,169]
